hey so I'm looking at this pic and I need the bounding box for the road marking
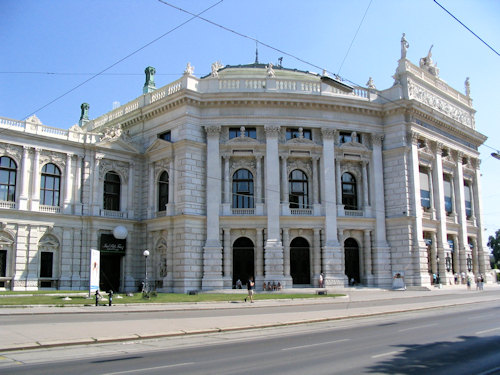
[282,339,350,351]
[398,323,437,332]
[468,314,496,320]
[102,362,194,374]
[371,350,401,359]
[476,327,500,335]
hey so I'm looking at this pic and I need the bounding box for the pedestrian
[95,290,101,306]
[244,276,255,303]
[319,273,324,288]
[108,290,113,306]
[466,277,471,290]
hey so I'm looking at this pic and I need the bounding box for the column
[63,153,73,214]
[167,159,175,215]
[256,155,264,215]
[432,143,449,278]
[473,161,487,275]
[264,125,284,283]
[223,228,232,287]
[147,161,155,218]
[371,134,392,287]
[454,152,468,274]
[471,237,479,275]
[407,131,428,285]
[335,159,342,212]
[202,125,223,290]
[223,154,230,204]
[127,162,135,218]
[321,128,342,286]
[19,146,30,210]
[428,166,436,220]
[312,156,319,204]
[363,230,373,285]
[73,155,83,215]
[256,229,264,280]
[91,154,102,216]
[430,232,438,277]
[31,148,41,211]
[362,160,369,210]
[280,155,289,214]
[313,228,321,285]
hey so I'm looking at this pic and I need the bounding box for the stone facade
[0,48,490,292]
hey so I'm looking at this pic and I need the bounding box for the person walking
[244,276,255,303]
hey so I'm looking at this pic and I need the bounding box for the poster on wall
[90,248,100,293]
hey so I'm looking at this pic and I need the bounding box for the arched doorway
[232,237,254,287]
[344,238,360,284]
[290,237,311,285]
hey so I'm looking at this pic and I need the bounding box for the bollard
[108,290,113,306]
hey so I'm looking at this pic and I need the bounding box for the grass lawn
[0,291,343,306]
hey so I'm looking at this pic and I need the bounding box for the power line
[433,0,499,57]
[0,72,182,76]
[22,0,224,120]
[337,0,373,75]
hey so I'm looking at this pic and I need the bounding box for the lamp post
[143,250,150,295]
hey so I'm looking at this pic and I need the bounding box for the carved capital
[321,128,336,140]
[407,131,419,146]
[264,125,281,137]
[205,125,221,137]
[456,151,464,163]
[372,134,384,147]
[435,142,444,155]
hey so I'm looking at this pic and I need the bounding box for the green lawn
[0,291,342,306]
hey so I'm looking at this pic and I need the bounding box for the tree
[487,229,500,268]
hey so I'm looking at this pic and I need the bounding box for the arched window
[0,156,17,202]
[103,171,121,211]
[289,169,309,208]
[232,169,254,208]
[40,163,61,206]
[342,173,357,210]
[158,171,169,211]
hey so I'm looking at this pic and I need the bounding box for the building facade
[0,42,490,292]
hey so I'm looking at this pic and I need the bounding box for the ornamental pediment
[287,137,314,145]
[97,137,140,153]
[227,136,260,145]
[146,138,173,154]
[339,141,369,152]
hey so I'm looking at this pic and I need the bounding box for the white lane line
[468,314,496,320]
[398,323,437,332]
[282,339,350,351]
[102,362,194,375]
[476,327,500,335]
[371,350,401,359]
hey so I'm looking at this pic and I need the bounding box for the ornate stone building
[0,39,490,292]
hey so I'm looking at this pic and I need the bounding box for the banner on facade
[90,249,100,293]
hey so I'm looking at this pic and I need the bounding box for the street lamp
[143,250,150,295]
[436,256,440,285]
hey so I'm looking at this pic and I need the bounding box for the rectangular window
[419,170,431,209]
[229,127,256,139]
[464,184,472,219]
[286,128,312,141]
[40,252,53,278]
[339,131,362,144]
[0,250,6,277]
[443,177,453,214]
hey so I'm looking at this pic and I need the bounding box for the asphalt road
[2,300,500,375]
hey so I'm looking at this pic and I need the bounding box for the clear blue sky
[1,0,499,246]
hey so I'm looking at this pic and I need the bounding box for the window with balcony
[342,172,357,210]
[286,128,311,141]
[229,127,256,139]
[103,171,121,211]
[0,156,17,202]
[40,163,61,206]
[232,169,254,208]
[289,169,309,209]
[443,176,453,215]
[419,169,431,210]
[464,183,472,219]
[158,171,169,212]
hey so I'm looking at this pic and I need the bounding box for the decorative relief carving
[99,159,130,184]
[154,159,171,177]
[205,125,221,136]
[40,151,66,169]
[0,143,22,164]
[230,158,256,177]
[407,78,472,127]
[264,125,281,137]
[321,128,336,140]
[287,159,312,177]
[371,134,383,147]
[100,124,129,143]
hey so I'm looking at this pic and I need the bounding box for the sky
[1,0,499,247]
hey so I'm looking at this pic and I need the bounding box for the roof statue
[143,66,156,94]
[366,77,376,89]
[419,45,439,77]
[211,61,223,78]
[401,33,409,59]
[266,62,275,78]
[79,103,90,126]
[465,77,471,97]
[184,62,194,76]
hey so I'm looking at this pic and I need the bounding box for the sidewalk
[1,285,499,352]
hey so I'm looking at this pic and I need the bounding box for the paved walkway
[1,285,499,352]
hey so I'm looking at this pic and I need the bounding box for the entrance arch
[232,237,254,287]
[290,237,311,285]
[344,238,360,284]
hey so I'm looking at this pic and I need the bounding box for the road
[2,300,500,374]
